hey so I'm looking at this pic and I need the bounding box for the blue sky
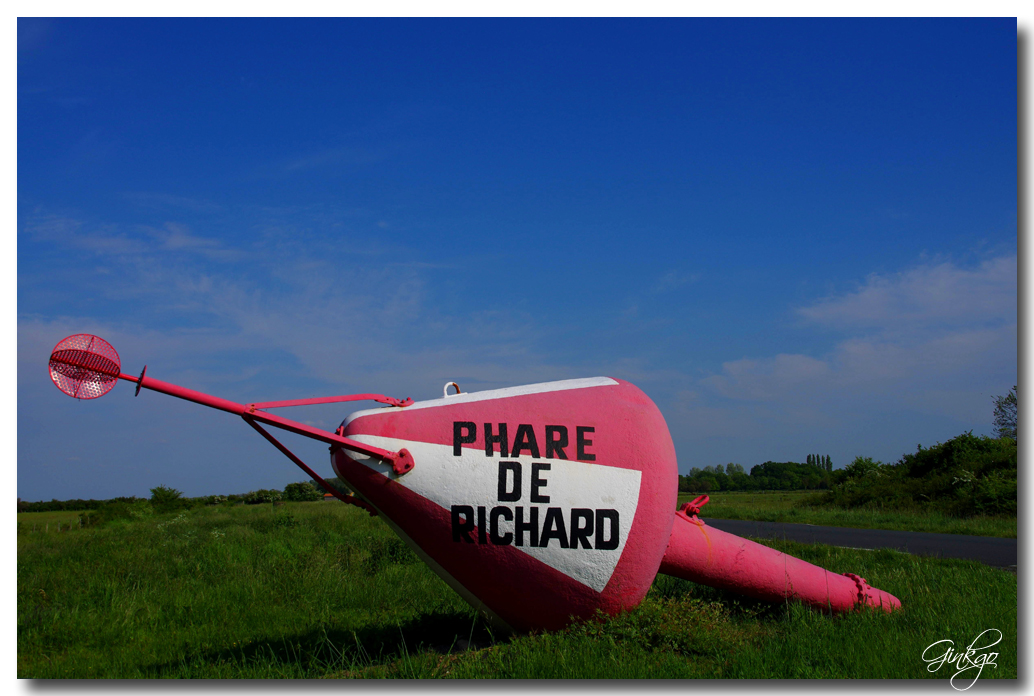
[17,18,1017,501]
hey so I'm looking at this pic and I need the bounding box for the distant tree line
[19,479,333,514]
[18,496,143,514]
[678,458,837,493]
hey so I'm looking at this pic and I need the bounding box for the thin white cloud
[650,270,699,294]
[702,354,831,402]
[282,145,388,173]
[698,254,1017,428]
[24,214,242,262]
[798,255,1016,332]
[145,222,241,260]
[24,215,149,255]
[18,217,578,403]
[122,192,223,213]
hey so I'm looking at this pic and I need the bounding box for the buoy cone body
[333,377,677,632]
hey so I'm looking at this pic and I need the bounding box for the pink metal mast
[47,334,413,513]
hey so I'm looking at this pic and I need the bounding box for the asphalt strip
[702,518,1017,569]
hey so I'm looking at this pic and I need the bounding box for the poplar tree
[993,386,1018,440]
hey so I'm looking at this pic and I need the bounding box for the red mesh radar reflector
[49,334,121,399]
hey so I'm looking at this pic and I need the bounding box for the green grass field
[18,502,1016,679]
[676,490,1017,538]
[17,510,87,531]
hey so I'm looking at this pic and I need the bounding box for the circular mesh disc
[49,334,121,399]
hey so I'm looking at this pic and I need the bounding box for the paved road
[703,518,1017,569]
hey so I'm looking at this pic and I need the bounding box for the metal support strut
[243,417,378,516]
[109,369,416,498]
[116,369,416,475]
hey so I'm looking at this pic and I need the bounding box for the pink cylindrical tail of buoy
[658,511,901,613]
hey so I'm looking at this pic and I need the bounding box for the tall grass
[19,502,1016,679]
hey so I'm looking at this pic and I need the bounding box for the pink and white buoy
[48,334,901,633]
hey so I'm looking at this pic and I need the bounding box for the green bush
[283,482,322,502]
[813,433,1016,517]
[149,485,185,513]
[79,499,153,528]
[310,476,352,495]
[843,456,883,478]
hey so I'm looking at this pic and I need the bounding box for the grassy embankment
[676,490,1016,538]
[19,502,1016,679]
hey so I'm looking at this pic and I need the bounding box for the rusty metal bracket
[390,448,415,475]
[676,494,709,526]
[680,494,710,516]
